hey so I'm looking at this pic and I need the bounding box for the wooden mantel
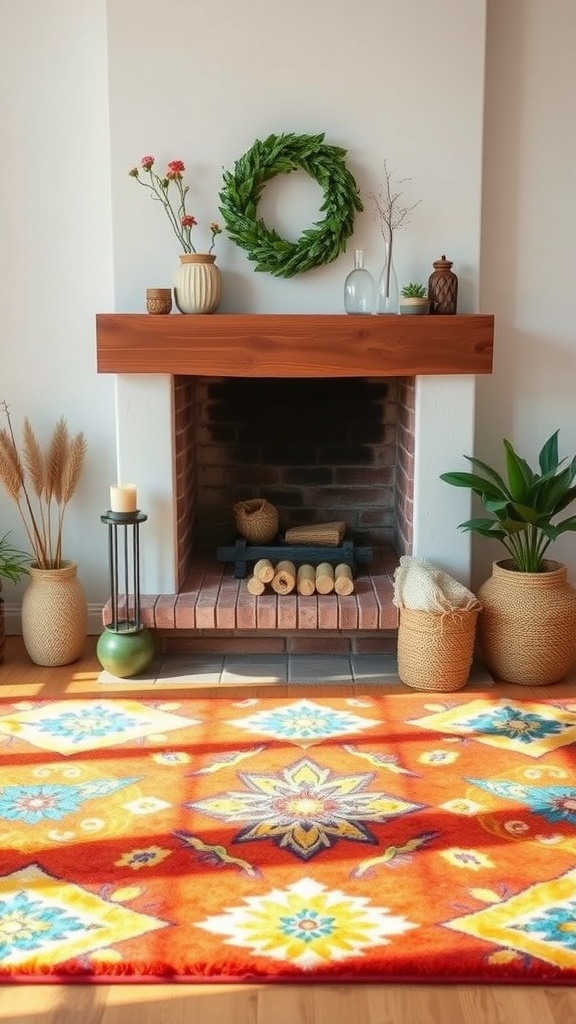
[95,313,494,377]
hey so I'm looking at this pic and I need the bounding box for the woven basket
[397,603,481,692]
[21,561,88,667]
[477,559,576,685]
[234,499,279,544]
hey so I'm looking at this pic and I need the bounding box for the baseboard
[3,602,104,637]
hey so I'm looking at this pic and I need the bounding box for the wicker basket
[477,559,576,685]
[397,602,481,692]
[234,499,279,544]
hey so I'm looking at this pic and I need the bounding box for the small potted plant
[399,282,429,315]
[440,430,576,684]
[0,530,30,663]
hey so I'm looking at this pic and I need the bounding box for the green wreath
[219,132,363,278]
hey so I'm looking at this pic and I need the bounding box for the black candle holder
[96,508,154,678]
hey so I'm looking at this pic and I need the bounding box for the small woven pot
[477,559,576,685]
[397,603,481,692]
[234,499,279,544]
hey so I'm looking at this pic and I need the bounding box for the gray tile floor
[99,653,493,688]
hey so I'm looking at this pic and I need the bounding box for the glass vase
[343,248,375,314]
[376,241,399,315]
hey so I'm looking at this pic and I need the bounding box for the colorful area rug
[2,692,576,984]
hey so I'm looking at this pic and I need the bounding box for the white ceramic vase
[173,253,222,314]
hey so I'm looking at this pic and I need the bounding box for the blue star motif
[0,890,95,957]
[36,705,140,742]
[512,901,576,951]
[462,705,568,744]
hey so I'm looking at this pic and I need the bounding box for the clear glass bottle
[344,248,375,314]
[376,241,399,315]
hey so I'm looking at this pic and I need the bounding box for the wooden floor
[1,635,576,1024]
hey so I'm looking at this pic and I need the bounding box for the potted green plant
[440,430,576,685]
[0,531,30,663]
[399,282,429,315]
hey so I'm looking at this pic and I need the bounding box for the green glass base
[96,626,155,679]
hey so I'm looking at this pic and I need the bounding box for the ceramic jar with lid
[428,255,458,315]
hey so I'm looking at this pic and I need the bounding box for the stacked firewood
[246,559,355,596]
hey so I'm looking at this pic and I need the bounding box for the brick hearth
[129,547,398,655]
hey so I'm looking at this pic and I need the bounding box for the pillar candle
[110,483,138,513]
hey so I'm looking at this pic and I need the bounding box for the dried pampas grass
[0,401,87,569]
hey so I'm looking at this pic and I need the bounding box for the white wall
[0,0,115,631]
[108,0,485,313]
[476,0,576,588]
[107,0,486,592]
[5,0,575,630]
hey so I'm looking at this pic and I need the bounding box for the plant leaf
[440,472,505,502]
[503,439,533,502]
[538,430,560,474]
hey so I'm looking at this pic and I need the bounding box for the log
[253,558,275,583]
[246,575,266,596]
[334,562,355,595]
[284,520,346,546]
[271,559,296,595]
[297,563,316,596]
[315,561,335,595]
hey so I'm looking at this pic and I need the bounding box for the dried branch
[368,159,421,249]
[0,402,86,569]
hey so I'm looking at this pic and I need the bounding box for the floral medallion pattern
[197,877,416,968]
[190,756,424,860]
[227,698,380,747]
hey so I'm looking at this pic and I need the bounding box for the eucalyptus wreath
[219,132,363,278]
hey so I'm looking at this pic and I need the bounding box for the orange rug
[2,692,576,983]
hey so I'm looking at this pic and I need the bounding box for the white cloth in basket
[393,556,479,613]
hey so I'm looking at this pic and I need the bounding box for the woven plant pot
[477,559,576,685]
[397,603,481,692]
[21,561,88,667]
[234,499,279,544]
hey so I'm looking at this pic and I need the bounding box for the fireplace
[174,374,415,557]
[97,312,493,652]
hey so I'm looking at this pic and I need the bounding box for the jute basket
[234,499,279,544]
[397,602,481,692]
[477,559,576,685]
[21,561,88,667]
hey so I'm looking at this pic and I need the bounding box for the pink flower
[129,153,220,255]
[166,159,185,180]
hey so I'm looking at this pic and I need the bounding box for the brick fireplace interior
[174,375,415,562]
[158,373,416,655]
[96,312,494,655]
